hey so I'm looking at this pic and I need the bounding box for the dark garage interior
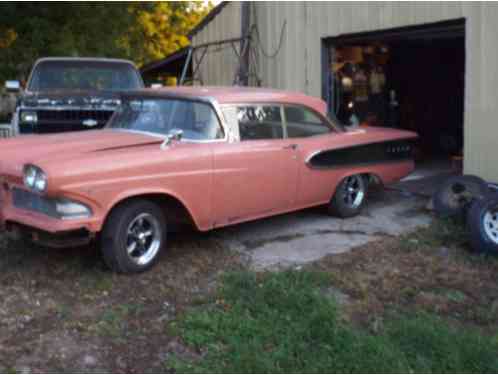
[325,20,465,175]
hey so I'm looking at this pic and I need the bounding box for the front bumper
[4,223,94,248]
[0,185,101,246]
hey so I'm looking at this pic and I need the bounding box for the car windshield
[28,60,143,91]
[108,98,224,140]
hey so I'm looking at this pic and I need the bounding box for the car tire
[328,174,367,218]
[467,194,498,255]
[433,175,489,218]
[101,199,167,273]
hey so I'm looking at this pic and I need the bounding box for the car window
[284,106,332,138]
[170,100,224,140]
[236,106,284,141]
[109,98,224,140]
[29,60,143,91]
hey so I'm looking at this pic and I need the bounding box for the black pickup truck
[5,57,144,135]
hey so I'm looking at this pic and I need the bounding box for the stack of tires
[433,175,498,255]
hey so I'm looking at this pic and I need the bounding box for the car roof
[125,86,328,116]
[34,57,137,65]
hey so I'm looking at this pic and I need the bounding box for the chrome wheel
[483,209,498,245]
[342,175,365,209]
[126,213,162,266]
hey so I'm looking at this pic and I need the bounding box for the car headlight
[23,164,47,193]
[20,111,38,123]
[55,198,92,219]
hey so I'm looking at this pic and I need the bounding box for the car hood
[21,89,122,108]
[0,130,163,178]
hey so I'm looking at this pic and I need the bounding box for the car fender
[104,187,203,232]
[332,160,414,193]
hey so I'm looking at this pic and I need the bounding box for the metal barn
[187,2,498,183]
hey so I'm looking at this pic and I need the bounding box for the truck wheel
[101,199,167,273]
[467,194,498,255]
[433,175,489,218]
[328,174,367,218]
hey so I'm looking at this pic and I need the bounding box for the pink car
[0,87,417,273]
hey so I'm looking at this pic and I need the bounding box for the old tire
[467,194,498,255]
[433,175,489,218]
[328,174,367,218]
[101,199,167,273]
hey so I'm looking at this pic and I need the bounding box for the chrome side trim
[306,158,413,171]
[304,149,324,167]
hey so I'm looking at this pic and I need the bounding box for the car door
[282,104,342,207]
[211,104,299,226]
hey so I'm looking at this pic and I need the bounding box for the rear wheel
[328,174,367,218]
[101,199,167,273]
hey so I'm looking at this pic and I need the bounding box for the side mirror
[5,80,21,93]
[161,129,183,149]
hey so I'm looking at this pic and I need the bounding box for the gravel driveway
[214,189,431,270]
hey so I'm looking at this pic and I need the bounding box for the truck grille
[0,124,12,138]
[21,110,114,134]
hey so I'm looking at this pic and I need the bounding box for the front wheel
[101,200,167,273]
[328,174,367,218]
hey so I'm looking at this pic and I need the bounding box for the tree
[123,2,210,66]
[0,2,211,82]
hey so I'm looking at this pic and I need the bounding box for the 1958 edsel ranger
[0,87,417,273]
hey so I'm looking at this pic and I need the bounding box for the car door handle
[283,144,298,150]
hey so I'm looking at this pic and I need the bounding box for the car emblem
[82,119,98,127]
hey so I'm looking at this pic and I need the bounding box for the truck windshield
[28,60,143,91]
[108,98,224,141]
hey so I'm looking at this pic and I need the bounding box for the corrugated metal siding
[463,4,498,181]
[256,2,466,96]
[192,1,498,182]
[191,2,242,86]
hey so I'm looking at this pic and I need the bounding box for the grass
[169,271,498,373]
[89,303,145,338]
[398,216,470,252]
[398,217,498,269]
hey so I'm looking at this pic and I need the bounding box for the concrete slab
[212,189,431,270]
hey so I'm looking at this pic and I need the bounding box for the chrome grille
[12,188,58,218]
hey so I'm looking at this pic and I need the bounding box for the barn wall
[191,2,242,86]
[192,2,498,182]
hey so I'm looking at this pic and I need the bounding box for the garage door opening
[323,19,465,179]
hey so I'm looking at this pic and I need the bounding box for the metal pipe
[179,47,193,85]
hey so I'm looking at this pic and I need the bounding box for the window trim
[230,103,286,142]
[108,95,227,143]
[282,104,340,139]
[220,102,341,142]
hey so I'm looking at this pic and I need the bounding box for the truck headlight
[20,111,38,123]
[55,198,92,219]
[23,164,47,193]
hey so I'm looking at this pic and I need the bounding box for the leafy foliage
[0,2,211,82]
[170,271,498,373]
